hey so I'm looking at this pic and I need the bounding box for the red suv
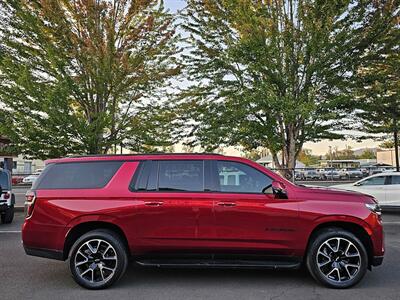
[22,154,384,289]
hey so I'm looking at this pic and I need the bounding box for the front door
[353,175,388,203]
[210,160,299,257]
[384,175,400,206]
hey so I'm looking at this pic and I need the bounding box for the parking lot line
[0,230,22,233]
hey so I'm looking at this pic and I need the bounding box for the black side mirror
[271,181,288,199]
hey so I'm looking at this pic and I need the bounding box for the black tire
[306,227,368,289]
[1,205,14,224]
[69,229,128,289]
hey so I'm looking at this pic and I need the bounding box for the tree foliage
[297,149,319,166]
[177,0,398,174]
[352,1,400,169]
[0,0,180,158]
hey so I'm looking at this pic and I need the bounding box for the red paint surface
[22,155,384,259]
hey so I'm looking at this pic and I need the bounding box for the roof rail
[66,152,225,158]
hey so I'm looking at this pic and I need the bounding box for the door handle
[144,201,164,206]
[217,202,236,207]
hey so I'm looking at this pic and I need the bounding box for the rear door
[129,160,214,254]
[384,175,400,206]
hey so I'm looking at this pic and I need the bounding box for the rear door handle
[144,201,164,206]
[217,202,236,207]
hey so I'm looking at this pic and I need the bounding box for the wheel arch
[306,220,374,267]
[63,221,129,260]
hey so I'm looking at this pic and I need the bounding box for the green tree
[358,149,376,159]
[0,0,180,158]
[177,0,396,177]
[298,149,319,166]
[379,140,395,149]
[353,2,400,170]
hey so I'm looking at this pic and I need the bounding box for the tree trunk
[394,118,399,172]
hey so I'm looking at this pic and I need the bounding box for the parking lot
[0,211,399,300]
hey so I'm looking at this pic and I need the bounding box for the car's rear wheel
[1,205,14,224]
[306,228,368,288]
[69,229,128,289]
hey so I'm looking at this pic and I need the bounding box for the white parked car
[332,172,400,207]
[22,172,41,184]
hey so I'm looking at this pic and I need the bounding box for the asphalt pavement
[0,212,400,300]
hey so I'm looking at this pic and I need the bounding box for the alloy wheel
[74,239,118,284]
[316,237,361,283]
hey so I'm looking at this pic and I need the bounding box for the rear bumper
[0,203,11,212]
[23,245,64,261]
[371,255,384,267]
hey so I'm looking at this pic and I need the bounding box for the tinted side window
[390,175,400,185]
[158,160,204,192]
[35,161,123,189]
[217,161,272,193]
[360,176,386,186]
[130,161,157,191]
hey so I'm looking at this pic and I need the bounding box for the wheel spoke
[86,242,97,254]
[102,266,115,272]
[335,238,341,252]
[103,245,111,256]
[344,263,359,269]
[100,267,105,281]
[80,268,91,277]
[324,242,336,253]
[345,241,351,256]
[103,256,117,261]
[318,260,331,267]
[76,259,88,267]
[77,250,89,260]
[344,265,352,279]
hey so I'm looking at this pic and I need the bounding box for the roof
[365,171,400,178]
[45,153,228,164]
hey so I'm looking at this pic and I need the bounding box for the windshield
[0,171,10,190]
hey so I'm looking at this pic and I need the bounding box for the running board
[135,259,301,270]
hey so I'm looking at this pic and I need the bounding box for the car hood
[293,184,373,203]
[330,183,355,189]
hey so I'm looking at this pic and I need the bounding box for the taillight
[3,192,10,199]
[24,190,36,218]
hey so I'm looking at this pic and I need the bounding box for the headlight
[366,203,382,216]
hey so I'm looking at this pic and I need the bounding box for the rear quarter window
[34,161,123,189]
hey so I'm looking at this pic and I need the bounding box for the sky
[164,0,381,156]
[165,0,186,12]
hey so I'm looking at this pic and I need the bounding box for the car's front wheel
[69,229,128,289]
[306,227,368,288]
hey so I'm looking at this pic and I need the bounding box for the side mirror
[271,181,288,198]
[0,185,2,194]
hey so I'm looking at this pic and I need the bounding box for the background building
[377,148,400,167]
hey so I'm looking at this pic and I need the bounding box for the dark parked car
[22,154,384,289]
[0,169,15,224]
